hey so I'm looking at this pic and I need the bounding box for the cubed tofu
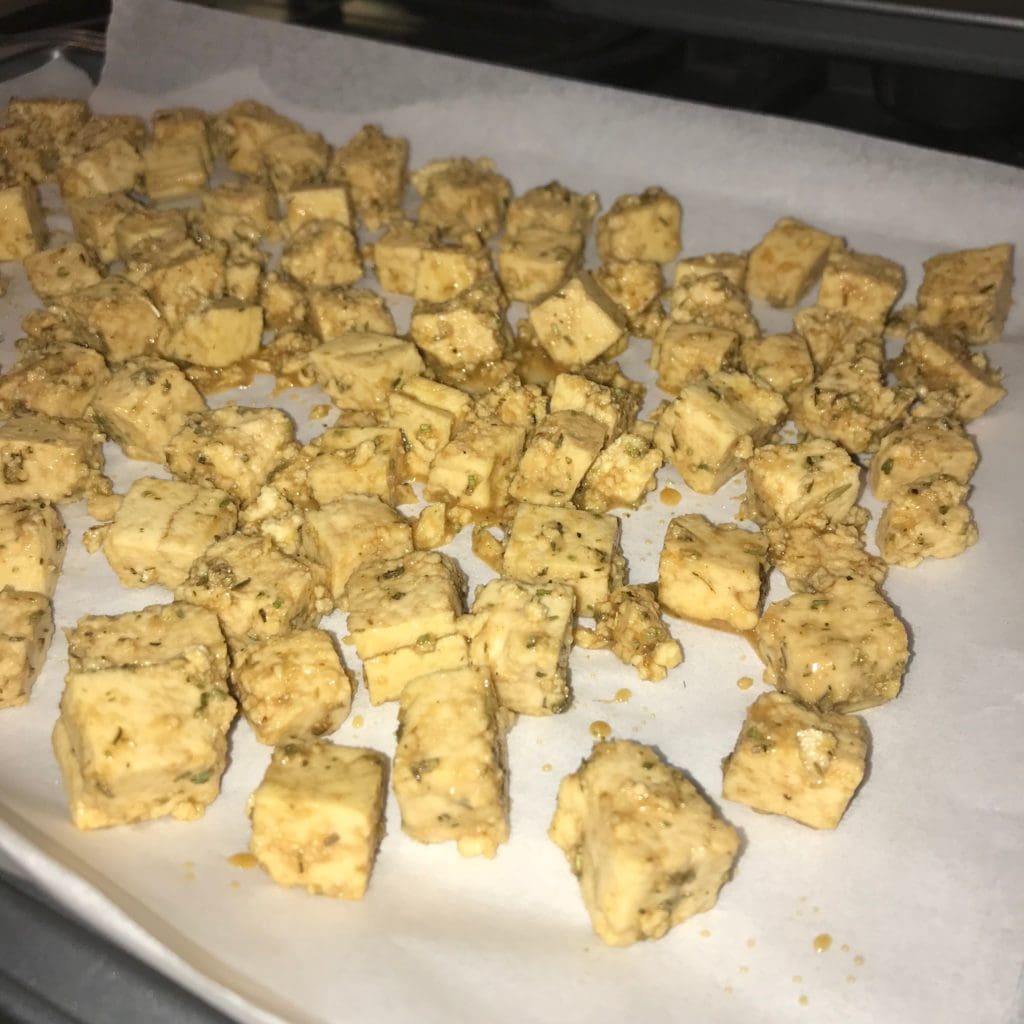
[816,249,905,328]
[165,405,297,504]
[722,691,868,829]
[23,243,101,300]
[308,333,423,412]
[328,124,408,231]
[413,502,459,550]
[740,438,861,528]
[793,305,884,372]
[413,236,494,304]
[754,580,909,711]
[370,219,437,295]
[248,741,387,899]
[528,273,627,369]
[0,123,50,184]
[67,193,142,264]
[70,114,147,153]
[652,322,740,394]
[659,514,768,633]
[876,475,978,568]
[915,243,1014,344]
[140,248,226,328]
[143,139,209,200]
[497,227,583,303]
[549,740,739,947]
[231,630,352,744]
[225,253,272,305]
[462,577,575,714]
[305,286,395,340]
[151,107,211,167]
[199,181,277,242]
[386,379,471,481]
[548,371,643,444]
[176,534,329,652]
[654,371,786,495]
[667,272,760,341]
[596,186,681,263]
[0,500,66,597]
[0,588,53,708]
[305,426,408,506]
[362,632,470,706]
[160,301,263,369]
[260,272,307,331]
[393,666,509,858]
[0,183,47,260]
[594,259,664,337]
[673,251,748,289]
[505,181,599,236]
[280,220,362,289]
[0,342,109,421]
[746,217,844,307]
[114,207,190,268]
[53,646,236,829]
[575,432,663,513]
[0,414,104,504]
[56,276,166,362]
[100,478,237,589]
[58,137,143,199]
[869,417,978,501]
[412,157,511,239]
[261,129,330,193]
[470,374,548,431]
[765,522,887,594]
[503,503,624,617]
[211,100,298,178]
[284,185,352,234]
[739,332,814,396]
[91,357,205,464]
[408,282,510,368]
[512,412,605,508]
[343,550,465,660]
[5,97,89,147]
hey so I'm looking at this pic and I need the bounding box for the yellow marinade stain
[309,403,331,421]
[352,714,365,729]
[799,995,809,1007]
[613,688,632,703]
[737,676,754,690]
[660,487,682,507]
[590,720,612,739]
[228,852,258,869]
[746,938,757,949]
[854,954,865,966]
[700,929,712,939]
[792,976,802,984]
[813,933,833,953]
[541,763,553,772]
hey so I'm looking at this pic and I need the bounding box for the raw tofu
[594,259,665,337]
[328,123,408,230]
[528,273,626,369]
[56,276,166,362]
[576,432,663,513]
[765,522,887,594]
[412,156,511,239]
[305,426,408,506]
[497,226,583,303]
[408,281,510,369]
[305,286,395,340]
[308,333,424,411]
[0,500,66,597]
[668,272,760,342]
[284,185,352,233]
[869,417,978,502]
[24,242,102,300]
[0,342,109,421]
[746,217,844,307]
[0,183,47,259]
[280,220,362,289]
[509,411,605,507]
[653,322,740,395]
[548,371,643,445]
[816,249,905,328]
[595,186,681,263]
[161,301,263,369]
[0,414,105,504]
[363,632,470,706]
[739,332,814,397]
[876,475,978,568]
[0,588,53,708]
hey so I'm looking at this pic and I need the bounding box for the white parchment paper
[0,2,1022,1021]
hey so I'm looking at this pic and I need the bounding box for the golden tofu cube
[386,388,461,481]
[24,243,101,300]
[151,107,211,167]
[509,411,605,506]
[576,432,663,513]
[668,271,760,341]
[0,415,104,504]
[408,282,510,368]
[652,321,740,394]
[58,137,143,199]
[143,140,209,200]
[505,181,599,236]
[412,156,511,239]
[370,219,436,295]
[114,207,190,268]
[740,332,814,396]
[548,370,643,444]
[673,251,748,289]
[308,332,424,411]
[280,220,362,289]
[594,259,664,337]
[746,216,844,307]
[0,183,47,260]
[161,301,263,369]
[876,475,978,568]
[362,632,469,706]
[57,276,167,362]
[328,123,408,231]
[869,417,978,501]
[816,249,905,328]
[305,286,395,340]
[211,100,298,178]
[497,226,583,303]
[260,272,307,331]
[413,237,494,303]
[261,129,330,193]
[140,248,226,328]
[67,192,142,264]
[0,500,66,597]
[284,184,352,234]
[596,186,681,263]
[0,588,53,708]
[0,342,109,421]
[5,97,89,146]
[305,426,408,506]
[528,273,626,369]
[199,180,277,242]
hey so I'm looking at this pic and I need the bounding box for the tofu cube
[284,185,352,234]
[57,276,166,362]
[722,692,868,829]
[67,193,142,264]
[305,286,395,340]
[370,219,437,295]
[0,588,53,708]
[659,514,768,633]
[24,243,102,300]
[497,226,583,303]
[575,432,663,513]
[869,417,978,501]
[0,500,66,597]
[412,157,511,239]
[248,741,387,899]
[652,322,740,394]
[114,207,190,268]
[260,272,307,331]
[91,357,206,464]
[305,426,408,506]
[754,580,909,711]
[280,220,362,289]
[915,243,1014,344]
[0,123,50,184]
[231,630,352,744]
[509,411,605,506]
[140,248,226,328]
[261,129,330,193]
[816,249,905,328]
[876,475,978,568]
[549,740,739,947]
[393,666,509,858]
[471,373,548,431]
[0,415,104,504]
[413,502,459,550]
[100,478,237,589]
[342,550,465,660]
[211,100,298,178]
[362,632,469,706]
[674,251,748,289]
[746,217,844,307]
[594,259,665,337]
[143,140,209,200]
[5,96,88,147]
[596,186,681,263]
[668,272,760,341]
[151,107,212,167]
[408,282,510,368]
[740,438,861,528]
[0,342,109,421]
[548,371,643,444]
[528,273,626,369]
[161,301,263,369]
[505,181,599,236]
[199,181,277,242]
[462,578,575,715]
[654,371,786,495]
[765,522,887,595]
[413,236,494,303]
[328,124,408,231]
[58,138,143,199]
[739,332,814,396]
[386,380,470,481]
[308,332,424,411]
[53,646,236,829]
[175,534,330,652]
[503,503,624,617]
[0,183,47,260]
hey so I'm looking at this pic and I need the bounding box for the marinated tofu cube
[231,630,352,744]
[370,219,437,295]
[67,193,142,264]
[596,186,681,263]
[673,251,748,289]
[869,417,978,501]
[393,666,509,858]
[24,243,101,300]
[408,282,510,368]
[471,373,548,431]
[503,503,624,617]
[412,156,511,239]
[528,273,627,369]
[306,286,395,340]
[509,411,605,507]
[100,478,237,590]
[5,96,89,147]
[161,301,263,369]
[413,236,494,303]
[281,220,362,289]
[248,741,388,899]
[58,137,143,199]
[386,379,470,480]
[0,123,50,184]
[0,342,109,421]
[151,107,211,167]
[328,124,408,231]
[667,272,760,341]
[462,577,575,715]
[362,632,469,706]
[308,333,424,411]
[176,534,329,652]
[659,514,768,633]
[876,475,978,568]
[816,249,905,328]
[740,438,861,528]
[497,226,583,303]
[746,217,844,307]
[915,243,1014,344]
[505,181,599,236]
[0,500,66,597]
[114,207,190,268]
[305,426,408,506]
[575,432,663,513]
[722,691,868,829]
[53,646,236,829]
[654,371,786,495]
[0,183,47,260]
[70,114,147,154]
[165,405,297,504]
[549,740,739,947]
[0,588,53,708]
[739,332,814,396]
[261,129,330,194]
[652,322,740,394]
[594,259,665,337]
[764,522,887,595]
[140,248,226,328]
[56,276,166,362]
[211,100,298,179]
[754,580,909,711]
[260,272,307,331]
[342,550,465,660]
[0,414,104,504]
[199,180,277,242]
[548,371,643,444]
[143,140,209,200]
[284,185,352,234]
[91,357,205,464]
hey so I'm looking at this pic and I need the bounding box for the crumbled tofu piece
[362,632,470,706]
[869,417,978,501]
[462,577,575,714]
[659,514,768,633]
[739,332,814,396]
[765,521,887,594]
[231,630,352,744]
[0,414,105,504]
[161,301,263,369]
[754,580,908,711]
[596,186,681,263]
[280,220,362,289]
[412,156,511,238]
[915,243,1014,344]
[343,550,465,660]
[53,646,236,829]
[673,251,748,289]
[6,96,89,149]
[549,740,739,947]
[652,322,740,394]
[409,281,510,369]
[0,183,47,260]
[308,332,424,411]
[140,248,226,328]
[284,184,352,234]
[413,502,459,550]
[328,124,408,230]
[67,192,142,264]
[0,500,66,597]
[593,259,665,337]
[528,273,627,369]
[260,272,307,331]
[370,219,437,295]
[24,243,102,300]
[469,374,548,431]
[261,129,330,193]
[306,286,395,340]
[413,234,494,303]
[198,180,277,242]
[503,503,624,617]
[575,432,663,513]
[58,137,143,199]
[248,741,387,899]
[100,478,237,590]
[722,691,868,829]
[91,357,205,464]
[0,588,53,709]
[70,114,147,153]
[56,276,166,362]
[816,249,905,327]
[510,411,605,507]
[876,475,978,568]
[740,438,861,528]
[497,226,583,303]
[793,305,883,372]
[668,272,760,341]
[548,370,643,443]
[746,217,844,307]
[143,139,209,200]
[0,341,109,421]
[386,377,471,480]
[211,100,298,179]
[654,371,786,495]
[393,666,509,858]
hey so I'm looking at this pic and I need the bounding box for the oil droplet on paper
[700,929,712,939]
[660,487,682,507]
[613,688,632,703]
[841,943,850,953]
[813,933,833,953]
[590,720,612,739]
[739,965,749,975]
[792,976,802,984]
[229,880,240,889]
[541,763,553,773]
[746,938,757,949]
[309,404,330,421]
[229,852,258,870]
[737,676,754,690]
[799,995,809,1007]
[854,954,865,966]
[846,975,857,984]
[351,714,364,729]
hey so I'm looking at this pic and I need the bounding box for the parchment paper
[0,2,1022,1021]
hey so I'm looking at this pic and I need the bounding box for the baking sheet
[1,1,1023,1021]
